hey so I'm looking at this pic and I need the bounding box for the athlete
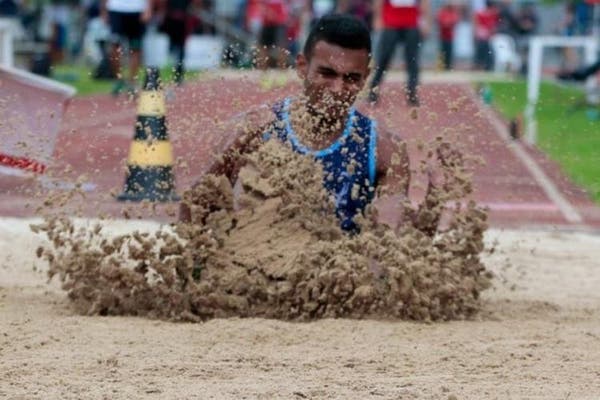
[181,14,450,235]
[369,0,432,106]
[101,0,153,95]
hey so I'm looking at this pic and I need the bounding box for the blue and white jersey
[266,98,378,232]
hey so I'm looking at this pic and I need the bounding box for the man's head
[297,14,371,120]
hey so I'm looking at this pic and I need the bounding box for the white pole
[525,37,543,145]
[584,33,599,104]
[0,20,15,67]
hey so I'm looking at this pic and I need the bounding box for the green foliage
[50,64,202,96]
[486,79,600,202]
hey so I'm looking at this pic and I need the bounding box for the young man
[368,0,432,106]
[257,0,290,69]
[101,0,153,95]
[436,1,460,71]
[157,0,199,85]
[181,14,447,234]
[473,0,498,71]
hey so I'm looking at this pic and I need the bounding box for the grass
[50,64,203,96]
[486,79,600,203]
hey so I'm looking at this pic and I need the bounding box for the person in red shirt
[436,1,460,70]
[257,0,290,68]
[473,0,499,71]
[368,0,432,106]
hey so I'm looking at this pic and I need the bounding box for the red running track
[1,77,599,230]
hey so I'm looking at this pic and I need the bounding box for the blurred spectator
[473,0,498,71]
[48,0,72,64]
[437,0,460,70]
[215,0,245,67]
[369,0,432,107]
[515,1,537,36]
[563,1,576,36]
[310,0,336,20]
[0,0,19,16]
[338,0,372,29]
[495,0,518,37]
[0,0,25,44]
[246,0,262,38]
[85,4,113,78]
[560,1,579,70]
[557,1,599,83]
[157,0,200,84]
[514,0,537,74]
[286,0,304,62]
[557,59,600,82]
[256,0,289,69]
[102,0,153,95]
[19,0,45,42]
[575,0,593,35]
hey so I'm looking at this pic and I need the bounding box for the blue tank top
[265,98,378,232]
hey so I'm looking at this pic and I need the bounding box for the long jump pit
[0,139,600,399]
[1,136,600,399]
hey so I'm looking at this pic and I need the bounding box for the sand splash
[34,138,491,322]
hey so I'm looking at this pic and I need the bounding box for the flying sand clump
[34,139,491,322]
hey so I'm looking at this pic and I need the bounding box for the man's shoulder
[360,111,404,143]
[353,108,376,127]
[233,104,278,136]
[353,109,387,135]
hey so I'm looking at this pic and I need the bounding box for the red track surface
[1,78,599,230]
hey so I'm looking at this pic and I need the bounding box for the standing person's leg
[369,29,399,103]
[173,40,186,84]
[257,25,277,69]
[473,39,484,70]
[404,27,421,106]
[108,11,126,95]
[167,17,187,85]
[275,25,288,69]
[442,39,453,70]
[126,12,147,90]
[483,39,493,71]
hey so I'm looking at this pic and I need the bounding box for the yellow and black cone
[117,67,179,202]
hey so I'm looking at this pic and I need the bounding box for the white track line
[467,86,583,224]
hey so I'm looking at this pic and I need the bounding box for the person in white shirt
[101,0,153,95]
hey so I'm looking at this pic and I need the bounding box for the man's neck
[289,100,349,150]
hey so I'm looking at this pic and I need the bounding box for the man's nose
[329,77,345,94]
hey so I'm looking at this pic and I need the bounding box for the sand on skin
[1,217,600,399]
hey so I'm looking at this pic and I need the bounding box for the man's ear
[296,53,308,80]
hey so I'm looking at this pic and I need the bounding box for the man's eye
[320,70,337,77]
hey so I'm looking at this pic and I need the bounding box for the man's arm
[178,106,275,222]
[206,105,275,180]
[375,128,410,198]
[375,129,460,236]
[372,128,411,231]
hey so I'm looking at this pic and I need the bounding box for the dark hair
[303,14,371,60]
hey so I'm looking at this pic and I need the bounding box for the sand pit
[1,89,598,397]
[0,134,598,397]
[2,218,600,399]
[28,140,490,322]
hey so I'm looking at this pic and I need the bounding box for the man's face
[297,40,370,120]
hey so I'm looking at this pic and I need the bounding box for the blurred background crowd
[0,0,598,84]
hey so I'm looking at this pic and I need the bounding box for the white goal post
[525,35,599,145]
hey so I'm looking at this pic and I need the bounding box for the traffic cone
[117,67,179,202]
